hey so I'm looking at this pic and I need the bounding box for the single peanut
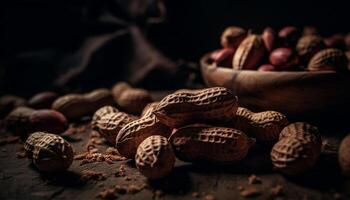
[91,106,119,130]
[95,112,138,145]
[111,82,131,102]
[135,135,175,179]
[24,132,46,158]
[296,35,325,64]
[220,26,247,49]
[154,87,238,128]
[271,122,321,175]
[25,132,74,172]
[307,48,348,71]
[116,88,153,115]
[232,107,289,142]
[232,34,266,70]
[5,107,35,136]
[279,122,321,154]
[28,91,59,109]
[169,125,255,163]
[116,113,170,159]
[52,88,114,120]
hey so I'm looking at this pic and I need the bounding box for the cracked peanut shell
[135,135,175,179]
[232,34,265,70]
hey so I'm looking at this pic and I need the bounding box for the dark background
[0,0,349,96]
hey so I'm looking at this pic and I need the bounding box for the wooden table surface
[0,91,349,200]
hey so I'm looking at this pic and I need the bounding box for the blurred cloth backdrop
[0,0,348,96]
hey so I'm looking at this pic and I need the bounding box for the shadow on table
[28,164,86,188]
[148,167,192,195]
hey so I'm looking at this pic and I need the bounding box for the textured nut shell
[135,135,175,179]
[271,137,318,175]
[116,114,170,159]
[28,92,59,109]
[29,109,68,134]
[279,122,321,153]
[111,82,131,101]
[233,107,289,142]
[296,35,325,62]
[220,26,247,49]
[116,88,153,115]
[32,133,73,172]
[339,134,350,176]
[5,107,35,136]
[52,94,91,120]
[24,132,47,158]
[169,125,255,162]
[141,102,159,117]
[154,87,238,128]
[233,34,265,70]
[307,48,348,71]
[96,112,137,145]
[91,106,119,130]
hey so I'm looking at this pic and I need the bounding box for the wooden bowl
[200,52,350,126]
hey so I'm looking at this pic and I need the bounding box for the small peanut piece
[307,48,348,71]
[338,134,350,176]
[271,122,321,175]
[232,107,289,142]
[116,112,170,159]
[232,34,266,70]
[24,132,74,172]
[169,125,255,163]
[5,107,68,138]
[92,106,138,145]
[154,87,238,128]
[52,88,114,120]
[135,135,175,179]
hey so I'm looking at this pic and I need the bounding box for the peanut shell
[135,135,175,179]
[154,87,238,128]
[307,48,348,71]
[116,114,170,159]
[233,34,265,70]
[169,125,255,163]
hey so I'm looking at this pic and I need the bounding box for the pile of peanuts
[210,26,350,72]
[1,83,350,180]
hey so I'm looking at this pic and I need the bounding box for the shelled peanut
[339,134,350,176]
[169,124,255,163]
[5,107,68,138]
[24,132,74,172]
[135,135,175,179]
[28,91,59,109]
[232,107,289,142]
[153,87,238,128]
[111,82,153,115]
[271,122,321,175]
[91,106,138,145]
[210,25,349,71]
[0,95,26,118]
[52,88,114,120]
